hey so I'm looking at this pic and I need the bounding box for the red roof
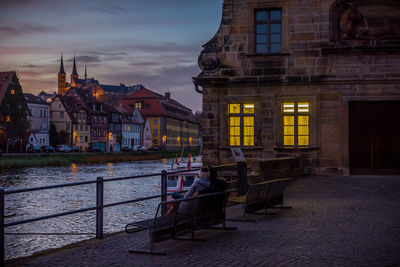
[0,71,15,103]
[122,87,198,124]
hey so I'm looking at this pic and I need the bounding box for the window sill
[273,146,319,152]
[246,53,290,57]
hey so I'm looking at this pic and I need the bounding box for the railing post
[1,187,5,266]
[237,161,248,196]
[161,170,167,215]
[96,177,104,239]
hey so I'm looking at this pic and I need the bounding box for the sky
[0,0,223,112]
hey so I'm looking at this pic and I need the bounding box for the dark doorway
[349,101,400,174]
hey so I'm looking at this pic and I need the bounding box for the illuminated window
[228,103,255,147]
[282,101,309,147]
[11,89,15,95]
[135,102,142,110]
[6,115,11,122]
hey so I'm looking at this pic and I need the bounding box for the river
[0,159,173,260]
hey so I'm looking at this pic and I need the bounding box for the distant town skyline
[0,0,223,111]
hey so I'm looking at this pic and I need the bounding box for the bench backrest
[154,190,231,225]
[244,178,292,212]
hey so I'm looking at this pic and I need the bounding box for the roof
[52,95,74,122]
[0,71,16,103]
[24,93,49,105]
[72,55,78,75]
[58,54,65,74]
[65,86,95,104]
[122,87,199,124]
[58,95,90,122]
[75,78,99,86]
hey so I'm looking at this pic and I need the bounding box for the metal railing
[0,162,247,264]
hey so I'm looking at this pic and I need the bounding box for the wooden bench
[125,190,236,255]
[228,178,293,222]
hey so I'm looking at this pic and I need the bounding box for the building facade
[106,105,122,152]
[24,93,50,147]
[142,119,152,149]
[122,88,200,150]
[71,106,91,151]
[115,105,143,150]
[89,102,108,152]
[50,95,73,146]
[193,0,400,175]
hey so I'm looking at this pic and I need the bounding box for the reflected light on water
[107,162,114,176]
[70,164,78,173]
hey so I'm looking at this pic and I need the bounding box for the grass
[0,149,200,170]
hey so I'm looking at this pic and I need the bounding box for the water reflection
[106,162,114,176]
[0,160,167,260]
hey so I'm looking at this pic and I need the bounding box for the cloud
[88,5,128,14]
[0,0,46,9]
[0,23,55,36]
[16,64,38,68]
[87,51,128,56]
[129,62,160,67]
[124,43,199,54]
[65,55,101,63]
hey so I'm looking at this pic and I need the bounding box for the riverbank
[0,149,200,170]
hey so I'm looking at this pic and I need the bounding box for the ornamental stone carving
[333,1,400,42]
[198,52,220,72]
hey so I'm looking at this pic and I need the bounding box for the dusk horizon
[0,0,223,112]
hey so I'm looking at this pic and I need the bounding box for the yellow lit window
[298,102,309,113]
[282,101,310,147]
[229,117,241,146]
[229,104,240,114]
[243,104,254,114]
[283,115,294,146]
[6,115,11,122]
[135,102,142,110]
[283,102,295,113]
[228,103,254,146]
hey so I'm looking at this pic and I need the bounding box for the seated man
[172,166,215,199]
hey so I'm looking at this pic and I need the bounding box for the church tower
[71,54,78,87]
[58,53,66,95]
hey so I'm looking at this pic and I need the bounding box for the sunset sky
[0,0,223,112]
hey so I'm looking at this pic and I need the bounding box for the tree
[49,123,58,146]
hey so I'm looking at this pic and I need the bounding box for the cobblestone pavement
[8,176,400,266]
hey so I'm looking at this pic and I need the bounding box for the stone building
[193,0,400,175]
